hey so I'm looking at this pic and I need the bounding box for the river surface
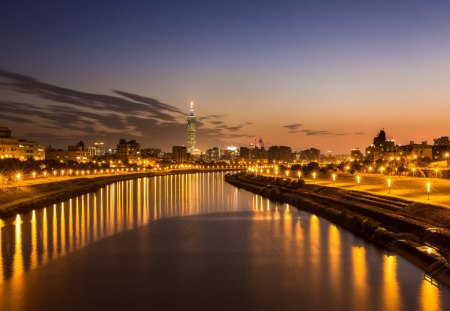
[0,172,449,310]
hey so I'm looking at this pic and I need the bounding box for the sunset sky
[2,0,450,153]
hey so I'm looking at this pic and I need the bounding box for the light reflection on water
[0,172,243,281]
[0,172,448,311]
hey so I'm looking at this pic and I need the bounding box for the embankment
[225,172,450,287]
[0,169,239,219]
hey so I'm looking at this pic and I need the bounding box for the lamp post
[387,178,391,194]
[427,182,431,200]
[16,173,21,188]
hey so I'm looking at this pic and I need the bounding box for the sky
[1,0,450,153]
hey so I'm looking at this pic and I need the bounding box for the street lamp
[427,182,431,200]
[297,172,302,178]
[16,173,21,187]
[312,172,317,180]
[356,175,361,189]
[332,173,336,183]
[387,178,391,194]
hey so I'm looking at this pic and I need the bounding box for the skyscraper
[187,101,196,153]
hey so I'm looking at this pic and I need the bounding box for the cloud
[0,70,254,150]
[283,123,303,132]
[286,129,348,136]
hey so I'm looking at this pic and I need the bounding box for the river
[0,172,448,310]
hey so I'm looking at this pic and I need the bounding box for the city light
[427,182,431,200]
[387,178,391,194]
[356,175,361,189]
[312,172,317,180]
[332,173,336,183]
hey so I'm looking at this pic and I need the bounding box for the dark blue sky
[2,1,450,152]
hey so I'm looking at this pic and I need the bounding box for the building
[398,141,433,160]
[432,137,450,160]
[268,146,292,162]
[18,139,45,160]
[117,139,141,161]
[46,141,91,163]
[365,129,397,161]
[350,148,363,161]
[0,127,19,159]
[172,146,187,162]
[187,101,197,154]
[239,147,250,159]
[94,142,106,156]
[220,145,239,160]
[141,148,162,158]
[206,147,221,161]
[299,148,321,161]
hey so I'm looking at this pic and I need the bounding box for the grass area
[270,173,450,208]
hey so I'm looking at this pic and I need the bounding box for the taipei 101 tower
[187,101,196,153]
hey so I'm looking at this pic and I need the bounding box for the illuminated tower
[187,101,196,153]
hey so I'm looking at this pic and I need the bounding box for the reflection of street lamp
[387,178,391,194]
[427,182,431,200]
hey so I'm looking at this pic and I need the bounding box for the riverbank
[0,169,240,219]
[225,172,450,287]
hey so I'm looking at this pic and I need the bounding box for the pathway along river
[0,172,448,310]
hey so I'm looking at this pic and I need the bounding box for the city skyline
[0,69,449,154]
[2,1,450,153]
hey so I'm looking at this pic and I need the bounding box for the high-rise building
[187,101,196,154]
[172,146,187,162]
[117,139,141,161]
[268,146,293,162]
[94,142,106,156]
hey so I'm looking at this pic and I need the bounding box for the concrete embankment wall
[225,173,450,287]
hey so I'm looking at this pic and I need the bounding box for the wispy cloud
[283,123,303,132]
[0,70,253,149]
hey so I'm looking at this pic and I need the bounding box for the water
[0,172,448,310]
